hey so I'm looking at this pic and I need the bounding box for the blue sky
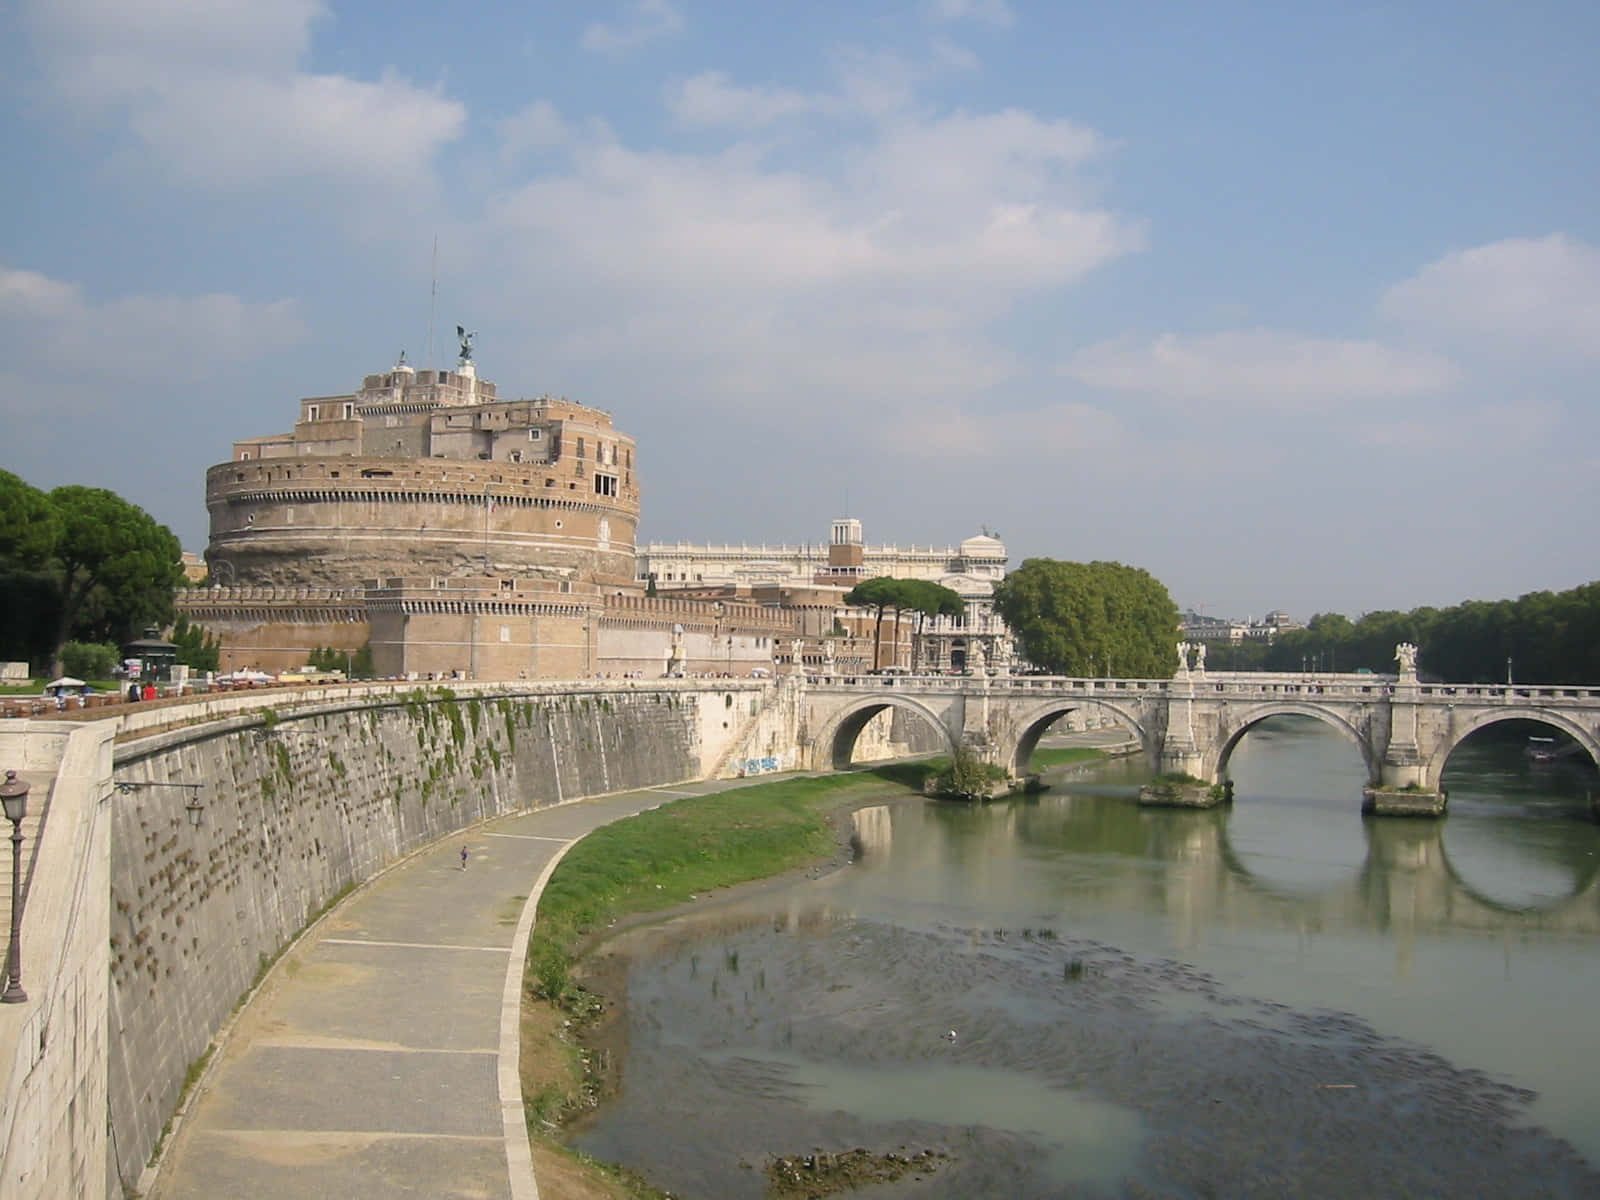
[3,0,1596,621]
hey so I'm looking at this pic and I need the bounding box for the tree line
[1201,582,1600,684]
[0,470,191,675]
[843,577,965,669]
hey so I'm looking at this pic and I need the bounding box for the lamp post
[2,770,29,1004]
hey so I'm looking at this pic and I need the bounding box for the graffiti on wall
[738,756,781,776]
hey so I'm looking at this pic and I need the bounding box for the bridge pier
[1364,672,1447,817]
[1157,678,1206,781]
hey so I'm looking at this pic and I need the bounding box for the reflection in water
[1225,715,1370,894]
[1440,730,1600,910]
[576,720,1600,1197]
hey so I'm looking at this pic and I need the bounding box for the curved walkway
[146,777,750,1200]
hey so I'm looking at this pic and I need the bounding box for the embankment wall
[2,679,780,1199]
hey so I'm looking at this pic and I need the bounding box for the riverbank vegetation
[1201,580,1600,684]
[1031,745,1109,769]
[520,751,1108,1194]
[928,746,1010,799]
[525,767,935,1009]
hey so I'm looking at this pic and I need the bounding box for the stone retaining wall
[1,679,780,1199]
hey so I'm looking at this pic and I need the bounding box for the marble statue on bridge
[1396,642,1418,676]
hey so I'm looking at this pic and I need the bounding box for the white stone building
[638,519,1012,672]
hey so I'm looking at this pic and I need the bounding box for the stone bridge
[801,668,1600,809]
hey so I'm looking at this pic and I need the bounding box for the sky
[3,0,1597,622]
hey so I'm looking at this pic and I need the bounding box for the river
[572,717,1600,1197]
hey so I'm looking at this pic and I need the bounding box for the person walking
[460,844,469,871]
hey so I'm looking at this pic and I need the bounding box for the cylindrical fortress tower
[204,360,640,592]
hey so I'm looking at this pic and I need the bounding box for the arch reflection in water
[1222,714,1370,894]
[1439,723,1600,911]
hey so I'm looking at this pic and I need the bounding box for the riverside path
[145,776,758,1200]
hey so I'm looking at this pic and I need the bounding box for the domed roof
[959,533,1006,557]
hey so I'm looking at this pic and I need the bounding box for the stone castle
[180,352,1010,680]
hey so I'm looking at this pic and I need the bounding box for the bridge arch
[1424,707,1600,792]
[1208,703,1380,786]
[1002,697,1156,777]
[808,694,960,771]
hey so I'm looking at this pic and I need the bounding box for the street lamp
[2,770,30,1004]
[112,780,205,827]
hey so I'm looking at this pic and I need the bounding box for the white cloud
[459,95,1143,454]
[904,400,1123,459]
[24,0,464,188]
[28,0,326,97]
[1380,234,1600,358]
[1064,330,1456,407]
[852,109,1110,225]
[499,101,572,160]
[478,104,1139,321]
[667,71,836,128]
[929,0,1017,28]
[0,264,306,389]
[581,0,684,55]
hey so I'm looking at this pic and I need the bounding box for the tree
[902,579,965,668]
[0,472,64,669]
[0,471,58,567]
[992,559,1179,678]
[60,641,120,681]
[843,577,963,671]
[45,487,184,673]
[172,615,221,673]
[844,577,904,670]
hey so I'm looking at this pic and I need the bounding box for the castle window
[594,473,618,497]
[528,428,541,440]
[576,437,585,459]
[342,403,353,418]
[307,405,319,421]
[499,625,511,642]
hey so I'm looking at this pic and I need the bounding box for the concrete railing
[804,672,1600,706]
[0,720,117,1200]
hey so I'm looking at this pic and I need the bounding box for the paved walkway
[147,778,746,1200]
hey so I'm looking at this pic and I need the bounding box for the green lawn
[526,763,941,1003]
[1029,746,1108,769]
[0,680,118,695]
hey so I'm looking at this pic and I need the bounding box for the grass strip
[1031,746,1108,768]
[526,762,940,1003]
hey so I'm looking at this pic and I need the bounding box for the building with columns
[637,518,1013,672]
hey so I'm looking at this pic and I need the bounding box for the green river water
[575,716,1600,1198]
